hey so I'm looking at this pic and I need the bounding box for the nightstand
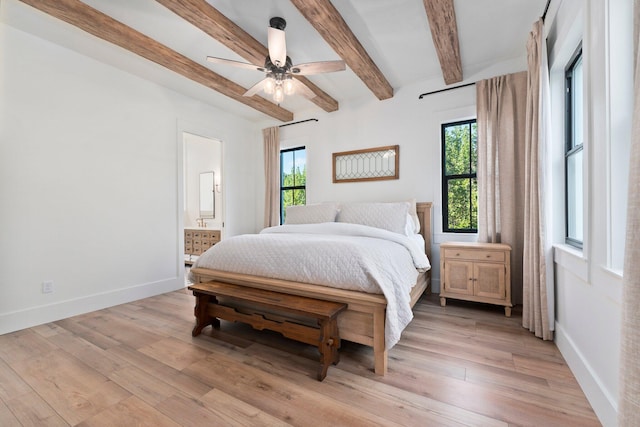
[439,242,512,316]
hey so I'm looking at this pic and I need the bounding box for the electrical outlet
[42,280,54,294]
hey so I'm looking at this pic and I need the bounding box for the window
[442,119,478,232]
[565,48,583,248]
[280,146,306,223]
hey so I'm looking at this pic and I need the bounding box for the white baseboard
[0,278,185,335]
[555,322,618,427]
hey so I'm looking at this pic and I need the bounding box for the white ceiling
[1,0,547,123]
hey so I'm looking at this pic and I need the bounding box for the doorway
[183,132,223,279]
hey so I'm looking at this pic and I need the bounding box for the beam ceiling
[18,0,294,122]
[290,0,394,101]
[422,0,463,85]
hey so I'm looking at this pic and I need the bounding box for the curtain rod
[418,82,475,99]
[279,118,318,128]
[542,0,552,22]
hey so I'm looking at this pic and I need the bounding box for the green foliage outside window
[280,147,306,223]
[442,120,478,232]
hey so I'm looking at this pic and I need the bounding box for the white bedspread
[191,222,431,348]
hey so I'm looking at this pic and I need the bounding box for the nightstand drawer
[443,249,505,262]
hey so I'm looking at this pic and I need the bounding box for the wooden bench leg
[317,319,334,381]
[191,292,220,337]
[331,318,341,366]
[316,318,342,381]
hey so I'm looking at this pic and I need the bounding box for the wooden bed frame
[190,202,432,375]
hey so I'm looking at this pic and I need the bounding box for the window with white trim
[565,47,584,248]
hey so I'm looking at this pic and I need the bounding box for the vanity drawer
[185,228,221,257]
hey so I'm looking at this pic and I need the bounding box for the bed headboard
[416,202,433,261]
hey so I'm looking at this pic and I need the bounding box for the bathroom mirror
[199,171,215,218]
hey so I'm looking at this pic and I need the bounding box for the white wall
[546,0,630,425]
[0,21,260,334]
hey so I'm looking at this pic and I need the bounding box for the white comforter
[191,222,431,348]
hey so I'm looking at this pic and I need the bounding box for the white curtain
[476,71,528,305]
[522,18,554,340]
[619,1,640,423]
[263,126,280,228]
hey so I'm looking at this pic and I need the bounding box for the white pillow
[405,198,420,234]
[405,213,417,235]
[284,203,339,224]
[336,202,409,234]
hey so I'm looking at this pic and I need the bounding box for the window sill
[434,233,478,245]
[601,265,623,280]
[553,243,588,282]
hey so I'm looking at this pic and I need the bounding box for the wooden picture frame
[332,145,399,183]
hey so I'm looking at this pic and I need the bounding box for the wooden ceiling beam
[290,0,394,101]
[422,0,463,85]
[18,0,293,122]
[155,0,339,113]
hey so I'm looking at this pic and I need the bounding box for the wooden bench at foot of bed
[190,268,429,376]
[188,281,347,381]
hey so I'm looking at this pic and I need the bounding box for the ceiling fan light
[267,27,287,67]
[283,77,295,95]
[264,77,275,94]
[273,85,284,104]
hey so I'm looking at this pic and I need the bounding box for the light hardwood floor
[0,289,601,426]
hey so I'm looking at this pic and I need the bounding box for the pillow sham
[284,203,339,224]
[405,213,417,235]
[404,198,420,234]
[336,202,409,235]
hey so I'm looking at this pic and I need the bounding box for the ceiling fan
[206,17,346,104]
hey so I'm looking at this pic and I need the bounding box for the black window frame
[441,119,478,233]
[565,46,584,249]
[280,146,306,224]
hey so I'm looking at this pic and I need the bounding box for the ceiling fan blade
[243,79,269,97]
[290,60,346,75]
[267,27,287,67]
[206,56,264,72]
[291,78,317,99]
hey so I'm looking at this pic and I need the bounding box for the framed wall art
[332,145,399,183]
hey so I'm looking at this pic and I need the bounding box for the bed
[189,201,432,375]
